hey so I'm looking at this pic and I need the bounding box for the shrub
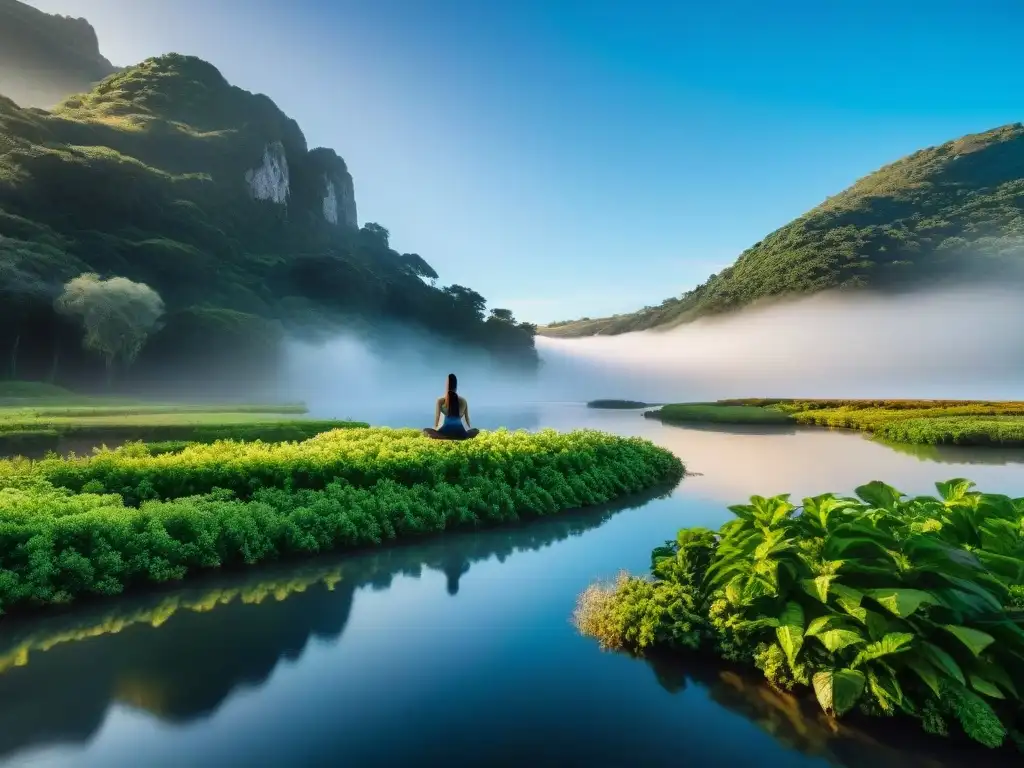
[574,479,1024,750]
[0,428,684,613]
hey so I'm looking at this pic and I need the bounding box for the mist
[284,287,1024,424]
[539,287,1024,403]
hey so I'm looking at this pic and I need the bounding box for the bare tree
[55,273,165,386]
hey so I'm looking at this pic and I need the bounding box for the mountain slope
[0,0,118,109]
[0,53,536,393]
[541,123,1024,337]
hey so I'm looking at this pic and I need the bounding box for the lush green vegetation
[0,482,672,677]
[540,123,1024,337]
[574,479,1024,751]
[0,427,683,613]
[0,396,359,454]
[647,403,796,425]
[0,50,536,394]
[587,399,657,409]
[646,399,1024,447]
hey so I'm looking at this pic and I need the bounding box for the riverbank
[0,427,684,615]
[573,478,1024,753]
[0,387,367,455]
[645,399,1024,446]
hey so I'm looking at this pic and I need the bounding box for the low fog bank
[283,325,543,427]
[283,288,1024,426]
[537,288,1024,403]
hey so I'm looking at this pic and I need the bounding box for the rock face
[0,0,118,108]
[308,147,357,228]
[246,142,290,204]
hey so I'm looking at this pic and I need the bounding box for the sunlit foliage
[542,124,1024,337]
[0,428,683,613]
[648,399,1024,447]
[574,479,1024,750]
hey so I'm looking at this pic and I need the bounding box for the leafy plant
[574,478,1024,750]
[0,427,683,614]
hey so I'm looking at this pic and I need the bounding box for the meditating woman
[426,372,479,439]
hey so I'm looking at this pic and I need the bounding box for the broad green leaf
[802,494,860,531]
[865,588,936,618]
[814,629,866,653]
[830,583,864,605]
[854,481,904,511]
[776,601,805,670]
[935,478,976,504]
[975,550,1024,584]
[972,659,1019,699]
[922,642,966,685]
[812,669,865,716]
[942,625,996,657]
[806,615,848,636]
[905,656,942,697]
[724,578,742,606]
[866,667,904,712]
[853,632,914,668]
[864,609,891,642]
[801,575,834,604]
[969,674,1005,699]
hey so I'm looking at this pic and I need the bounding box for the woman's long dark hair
[445,373,459,417]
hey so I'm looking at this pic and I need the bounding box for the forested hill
[0,0,118,109]
[541,123,1024,338]
[0,52,536,393]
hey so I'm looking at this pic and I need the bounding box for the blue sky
[28,0,1024,323]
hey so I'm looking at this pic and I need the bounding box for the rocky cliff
[0,53,535,392]
[0,0,117,109]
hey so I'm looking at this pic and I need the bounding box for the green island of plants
[646,399,1024,447]
[574,478,1024,752]
[0,427,683,615]
[587,399,659,409]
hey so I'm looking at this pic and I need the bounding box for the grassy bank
[647,403,796,425]
[646,399,1024,447]
[0,428,684,615]
[574,479,1024,752]
[0,394,364,455]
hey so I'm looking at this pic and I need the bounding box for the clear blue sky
[28,0,1024,323]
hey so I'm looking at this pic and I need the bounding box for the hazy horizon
[16,0,1024,324]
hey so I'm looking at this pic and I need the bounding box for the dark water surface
[2,404,1023,768]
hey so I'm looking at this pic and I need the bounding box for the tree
[55,273,165,386]
[442,284,487,320]
[488,308,515,323]
[360,222,390,249]
[399,252,439,282]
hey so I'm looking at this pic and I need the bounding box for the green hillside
[0,0,118,109]
[541,123,1024,337]
[0,53,536,393]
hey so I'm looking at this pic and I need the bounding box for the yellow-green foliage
[649,399,1024,447]
[649,404,794,425]
[0,564,342,674]
[0,428,683,614]
[575,479,1024,750]
[0,399,361,454]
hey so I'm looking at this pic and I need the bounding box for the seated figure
[423,372,480,440]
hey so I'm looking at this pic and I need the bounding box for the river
[1,403,1022,767]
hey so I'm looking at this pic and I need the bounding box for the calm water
[1,404,1023,768]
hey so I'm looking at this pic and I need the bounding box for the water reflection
[0,484,673,761]
[645,653,1017,768]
